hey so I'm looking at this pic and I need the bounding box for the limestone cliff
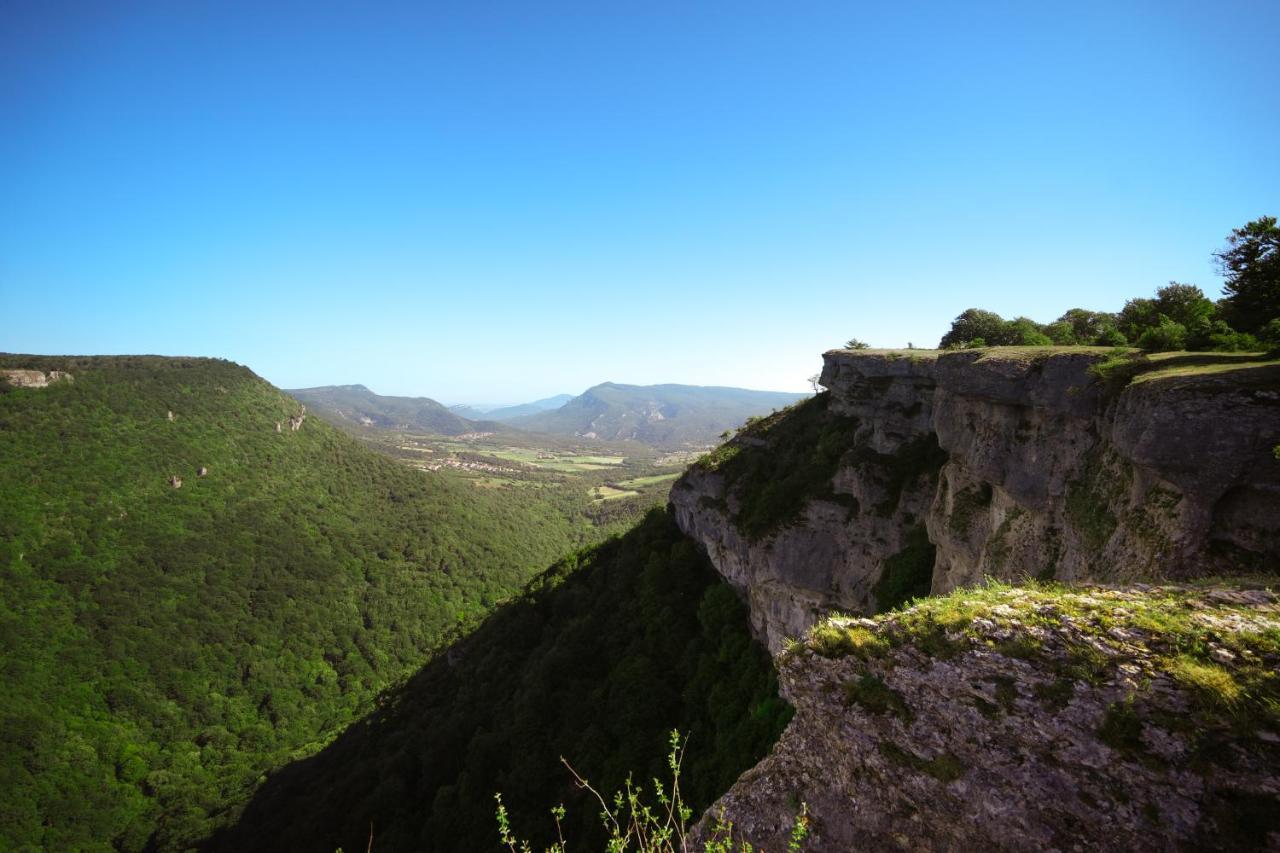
[671,348,1280,651]
[0,368,74,388]
[694,582,1280,851]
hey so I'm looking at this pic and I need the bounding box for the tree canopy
[206,510,789,853]
[0,355,620,850]
[937,217,1278,353]
[1216,215,1280,334]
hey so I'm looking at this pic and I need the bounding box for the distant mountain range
[291,383,808,448]
[510,382,808,448]
[448,394,574,422]
[286,385,496,436]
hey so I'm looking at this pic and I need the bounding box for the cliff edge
[671,348,1280,651]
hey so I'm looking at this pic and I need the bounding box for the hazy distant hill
[510,382,808,448]
[446,403,491,420]
[444,394,572,421]
[482,393,575,421]
[287,384,495,435]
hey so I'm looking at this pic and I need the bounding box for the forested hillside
[286,383,496,435]
[210,510,791,852]
[0,356,607,851]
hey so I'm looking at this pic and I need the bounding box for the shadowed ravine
[204,510,791,853]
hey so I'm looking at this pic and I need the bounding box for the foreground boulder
[697,582,1280,852]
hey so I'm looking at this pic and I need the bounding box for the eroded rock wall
[670,349,1280,650]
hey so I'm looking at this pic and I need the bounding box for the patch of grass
[613,472,680,488]
[878,742,965,783]
[1130,352,1280,385]
[808,624,890,660]
[695,444,741,471]
[1063,643,1114,685]
[1033,678,1076,712]
[1087,348,1147,395]
[993,676,1018,713]
[589,485,642,501]
[872,525,936,613]
[891,614,968,659]
[1083,349,1280,395]
[994,635,1041,660]
[1098,700,1146,756]
[1168,656,1243,710]
[1065,452,1125,550]
[949,483,992,536]
[806,580,1280,743]
[845,674,913,720]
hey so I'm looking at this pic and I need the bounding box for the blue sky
[2,1,1277,404]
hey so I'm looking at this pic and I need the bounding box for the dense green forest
[0,355,624,851]
[208,509,791,852]
[934,216,1280,353]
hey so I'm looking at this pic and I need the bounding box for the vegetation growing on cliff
[693,393,946,542]
[936,217,1280,353]
[872,525,936,612]
[736,580,1280,851]
[796,580,1280,741]
[496,730,811,853]
[210,510,791,852]
[0,355,617,851]
[694,394,862,540]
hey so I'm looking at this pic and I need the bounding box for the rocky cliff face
[693,582,1280,851]
[0,368,73,388]
[671,349,1280,651]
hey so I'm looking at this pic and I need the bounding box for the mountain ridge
[510,381,808,448]
[480,393,575,421]
[286,384,500,436]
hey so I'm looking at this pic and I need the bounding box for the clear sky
[2,1,1277,404]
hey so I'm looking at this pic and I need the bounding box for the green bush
[1208,330,1263,352]
[1094,327,1129,346]
[496,731,810,853]
[1135,316,1188,351]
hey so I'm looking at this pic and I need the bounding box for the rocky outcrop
[694,583,1280,851]
[671,349,1280,650]
[1,369,73,388]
